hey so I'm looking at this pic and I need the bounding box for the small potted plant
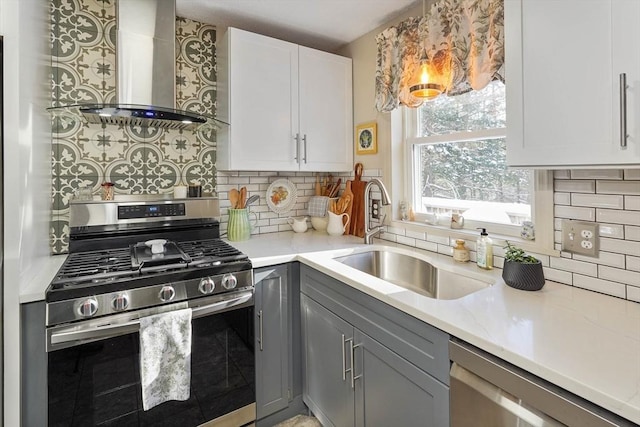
[502,241,545,291]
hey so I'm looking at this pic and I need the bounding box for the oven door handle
[49,291,253,348]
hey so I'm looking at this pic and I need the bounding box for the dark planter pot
[502,260,545,291]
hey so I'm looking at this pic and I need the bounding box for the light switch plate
[561,219,599,257]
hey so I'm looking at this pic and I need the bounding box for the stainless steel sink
[335,250,491,300]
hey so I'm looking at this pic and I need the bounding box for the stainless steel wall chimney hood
[49,0,227,131]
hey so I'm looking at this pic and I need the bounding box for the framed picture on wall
[355,122,377,154]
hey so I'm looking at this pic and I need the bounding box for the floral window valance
[375,0,505,112]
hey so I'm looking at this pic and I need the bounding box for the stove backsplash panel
[50,0,217,253]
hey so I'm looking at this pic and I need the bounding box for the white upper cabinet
[217,27,353,172]
[505,0,640,167]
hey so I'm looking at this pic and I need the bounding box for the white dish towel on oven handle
[139,308,192,411]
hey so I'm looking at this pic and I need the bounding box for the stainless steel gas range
[46,197,256,427]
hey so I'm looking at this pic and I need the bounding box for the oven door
[47,290,255,427]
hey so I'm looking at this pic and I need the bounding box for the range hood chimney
[50,0,227,131]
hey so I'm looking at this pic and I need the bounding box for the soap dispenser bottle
[476,228,493,270]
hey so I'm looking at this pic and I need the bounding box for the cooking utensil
[245,194,260,207]
[229,188,240,209]
[341,181,354,227]
[328,178,342,198]
[315,175,322,196]
[239,186,247,208]
[348,163,367,237]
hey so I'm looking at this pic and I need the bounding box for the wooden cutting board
[348,163,367,237]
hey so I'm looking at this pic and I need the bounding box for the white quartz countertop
[237,231,640,424]
[21,231,640,423]
[19,255,67,303]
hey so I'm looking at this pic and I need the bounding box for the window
[406,81,534,237]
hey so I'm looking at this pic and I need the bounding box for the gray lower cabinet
[301,295,354,426]
[300,265,450,427]
[255,263,306,426]
[255,264,291,419]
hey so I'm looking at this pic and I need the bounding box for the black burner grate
[179,239,248,263]
[50,239,248,289]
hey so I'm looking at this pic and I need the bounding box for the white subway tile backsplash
[600,238,640,256]
[570,169,623,180]
[228,176,251,185]
[554,218,564,230]
[598,223,625,239]
[626,226,640,241]
[405,230,426,240]
[571,193,624,209]
[596,209,640,226]
[554,205,596,221]
[380,232,397,242]
[259,225,279,233]
[573,251,626,269]
[554,179,595,193]
[553,170,571,179]
[426,234,450,245]
[437,244,453,256]
[624,169,640,180]
[396,235,416,247]
[549,257,598,276]
[386,226,406,236]
[573,275,626,299]
[542,267,572,285]
[596,180,640,195]
[627,256,640,272]
[416,239,438,252]
[625,196,640,211]
[554,192,571,205]
[627,286,640,303]
[598,265,640,286]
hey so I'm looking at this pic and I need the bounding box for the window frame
[396,102,555,253]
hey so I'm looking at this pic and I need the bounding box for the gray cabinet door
[301,294,354,427]
[354,330,450,427]
[255,265,290,419]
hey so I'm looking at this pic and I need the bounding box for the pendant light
[409,0,444,101]
[409,47,444,100]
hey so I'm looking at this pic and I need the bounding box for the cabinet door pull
[342,336,353,381]
[302,134,308,163]
[350,341,362,389]
[257,310,263,351]
[620,73,628,148]
[294,134,300,162]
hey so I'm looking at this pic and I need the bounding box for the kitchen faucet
[363,178,391,244]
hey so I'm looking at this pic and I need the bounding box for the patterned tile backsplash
[50,0,218,253]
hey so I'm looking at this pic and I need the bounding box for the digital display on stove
[118,203,186,219]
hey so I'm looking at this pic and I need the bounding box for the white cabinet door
[299,47,353,172]
[218,28,300,171]
[218,28,353,172]
[506,0,640,167]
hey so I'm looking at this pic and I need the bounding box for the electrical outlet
[561,219,599,257]
[371,199,380,219]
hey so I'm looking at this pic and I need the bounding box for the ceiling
[176,0,421,52]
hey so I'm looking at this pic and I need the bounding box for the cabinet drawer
[300,265,450,385]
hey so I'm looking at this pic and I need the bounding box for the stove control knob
[111,293,129,311]
[159,285,176,302]
[221,274,237,290]
[198,277,216,295]
[77,298,99,318]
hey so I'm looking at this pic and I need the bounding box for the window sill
[388,219,560,258]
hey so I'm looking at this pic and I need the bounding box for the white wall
[1,1,52,425]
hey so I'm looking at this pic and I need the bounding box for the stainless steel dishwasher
[449,339,635,427]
